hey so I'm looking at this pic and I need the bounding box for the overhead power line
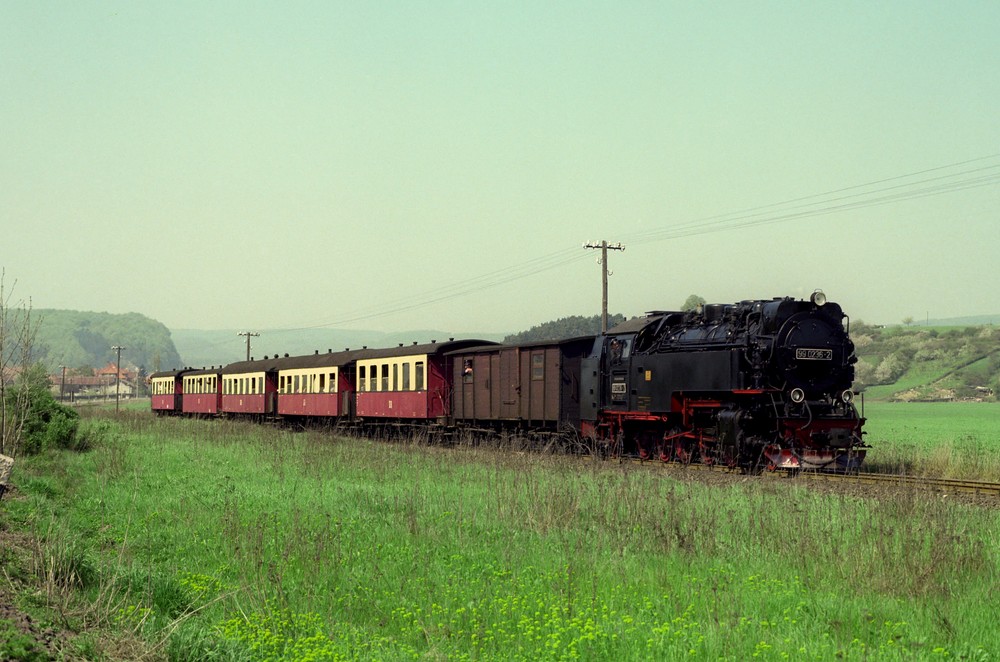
[276,153,1000,332]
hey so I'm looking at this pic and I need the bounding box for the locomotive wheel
[699,441,715,466]
[674,441,692,465]
[637,432,653,461]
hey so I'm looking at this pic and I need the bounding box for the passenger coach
[276,349,362,419]
[355,340,496,421]
[221,357,281,417]
[182,367,223,415]
[150,369,190,415]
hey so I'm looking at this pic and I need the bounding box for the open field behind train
[861,401,1000,481]
[3,409,998,660]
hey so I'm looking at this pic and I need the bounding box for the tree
[681,294,706,312]
[0,270,38,461]
[902,316,915,326]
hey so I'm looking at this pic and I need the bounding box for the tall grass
[10,411,999,660]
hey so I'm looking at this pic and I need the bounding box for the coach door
[499,347,520,419]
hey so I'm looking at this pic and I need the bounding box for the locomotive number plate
[796,348,833,360]
[611,382,628,395]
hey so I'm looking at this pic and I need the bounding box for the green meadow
[4,410,997,660]
[860,401,1000,480]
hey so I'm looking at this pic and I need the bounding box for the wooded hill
[32,310,182,374]
[502,314,625,344]
[852,322,1000,402]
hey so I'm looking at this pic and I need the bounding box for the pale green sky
[2,1,998,333]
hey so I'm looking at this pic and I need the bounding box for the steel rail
[597,454,1000,498]
[799,471,1000,497]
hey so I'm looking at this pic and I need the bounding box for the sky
[2,1,998,335]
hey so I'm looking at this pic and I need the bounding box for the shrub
[5,364,80,455]
[0,618,48,662]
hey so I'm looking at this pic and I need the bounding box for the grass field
[861,401,1000,480]
[4,410,998,660]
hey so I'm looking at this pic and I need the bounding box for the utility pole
[111,345,125,413]
[59,365,66,402]
[583,240,625,333]
[238,331,260,361]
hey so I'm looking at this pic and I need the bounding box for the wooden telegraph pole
[583,240,625,333]
[238,331,260,361]
[111,345,125,413]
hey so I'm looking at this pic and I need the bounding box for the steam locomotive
[151,291,866,470]
[580,290,865,469]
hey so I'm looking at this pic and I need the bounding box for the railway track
[614,455,1000,498]
[799,471,1000,497]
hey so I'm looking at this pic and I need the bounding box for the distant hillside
[33,310,182,373]
[853,323,1000,402]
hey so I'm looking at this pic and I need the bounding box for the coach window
[532,353,545,381]
[358,367,366,392]
[392,364,399,392]
[402,363,411,391]
[329,372,336,393]
[369,367,377,392]
[415,362,425,391]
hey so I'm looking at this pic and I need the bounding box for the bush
[0,618,48,662]
[4,364,80,455]
[74,419,120,452]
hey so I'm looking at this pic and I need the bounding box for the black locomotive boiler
[579,291,866,470]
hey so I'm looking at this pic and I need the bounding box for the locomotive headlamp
[790,388,806,403]
[810,290,827,307]
[841,389,854,404]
